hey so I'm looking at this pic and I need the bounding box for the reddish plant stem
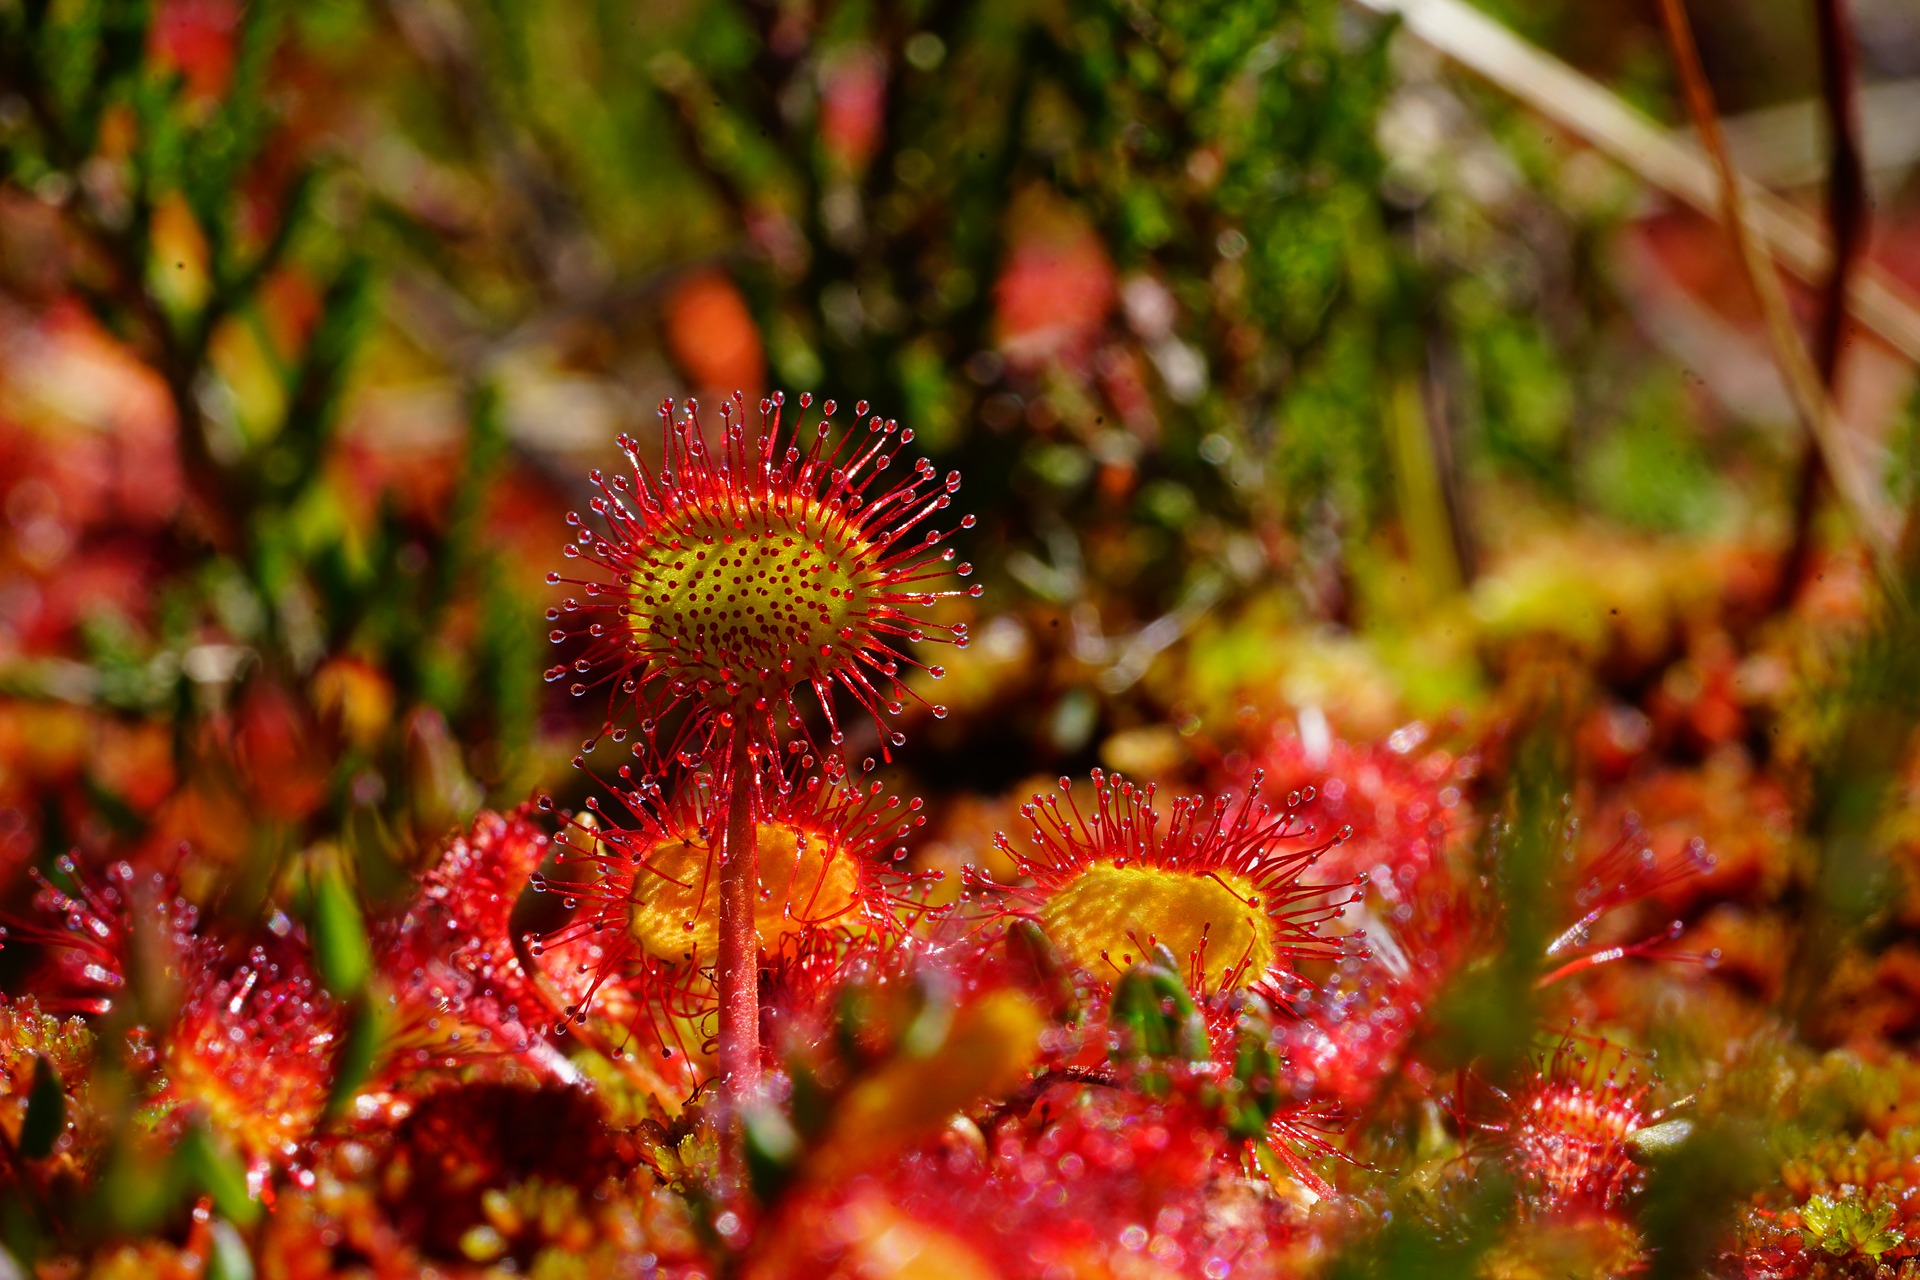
[716,723,761,1101]
[1782,0,1870,603]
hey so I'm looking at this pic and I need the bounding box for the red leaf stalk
[717,723,760,1100]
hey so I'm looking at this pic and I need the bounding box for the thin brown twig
[979,1066,1118,1138]
[1812,0,1869,386]
[1351,0,1920,368]
[1654,0,1900,590]
[1782,0,1871,600]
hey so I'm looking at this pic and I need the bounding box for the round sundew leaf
[993,771,1348,1007]
[550,395,975,759]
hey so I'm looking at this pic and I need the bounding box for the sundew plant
[2,0,1920,1277]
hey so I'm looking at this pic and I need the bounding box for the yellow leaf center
[1038,863,1273,991]
[627,501,870,703]
[626,821,865,964]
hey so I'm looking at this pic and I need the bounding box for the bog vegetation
[1,0,1919,1277]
